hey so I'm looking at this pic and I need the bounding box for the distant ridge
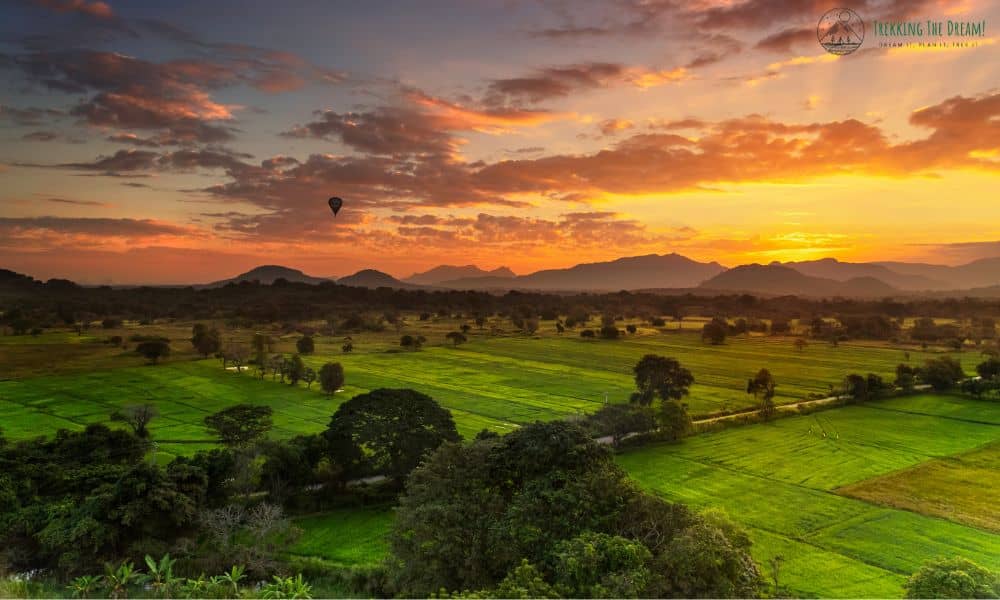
[436,253,725,291]
[699,264,899,297]
[872,257,1000,289]
[201,265,331,288]
[405,264,515,286]
[337,269,426,290]
[775,258,948,290]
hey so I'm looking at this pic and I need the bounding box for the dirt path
[595,384,933,445]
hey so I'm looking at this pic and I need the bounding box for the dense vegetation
[1,272,998,598]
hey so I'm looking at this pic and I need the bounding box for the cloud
[485,62,627,104]
[754,27,815,53]
[5,33,344,145]
[507,146,546,155]
[18,146,254,177]
[54,149,161,173]
[106,133,162,147]
[42,197,111,207]
[472,91,1000,196]
[911,240,1000,264]
[21,130,60,141]
[204,90,1000,246]
[484,62,689,105]
[282,107,458,156]
[9,49,240,143]
[688,0,937,31]
[33,0,113,19]
[385,211,670,250]
[0,104,65,126]
[0,216,193,238]
[598,118,634,136]
[283,89,565,157]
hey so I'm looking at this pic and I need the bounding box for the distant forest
[2,268,999,334]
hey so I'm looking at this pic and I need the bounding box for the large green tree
[318,362,345,396]
[191,324,221,358]
[746,369,776,419]
[589,404,656,447]
[389,421,759,598]
[649,513,762,598]
[324,388,459,485]
[632,355,694,406]
[921,356,965,391]
[204,404,273,447]
[135,340,170,364]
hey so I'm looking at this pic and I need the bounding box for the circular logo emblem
[817,8,865,55]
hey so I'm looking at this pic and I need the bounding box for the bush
[297,335,315,354]
[600,325,620,339]
[904,557,999,599]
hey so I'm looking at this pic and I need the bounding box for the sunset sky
[1,0,998,284]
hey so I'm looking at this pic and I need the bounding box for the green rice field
[0,323,964,459]
[617,395,1000,598]
[290,507,394,566]
[2,323,996,597]
[286,394,1000,598]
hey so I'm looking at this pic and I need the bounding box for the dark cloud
[485,62,625,104]
[42,197,110,206]
[21,130,59,141]
[597,118,634,136]
[0,216,191,237]
[483,61,691,106]
[32,0,113,19]
[159,148,253,173]
[9,49,240,143]
[529,0,676,39]
[0,104,65,126]
[649,118,706,130]
[204,91,1000,245]
[19,146,254,176]
[106,133,162,147]
[56,149,161,173]
[282,89,562,157]
[282,107,456,156]
[754,27,815,53]
[385,211,666,250]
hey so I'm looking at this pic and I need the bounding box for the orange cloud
[34,0,112,18]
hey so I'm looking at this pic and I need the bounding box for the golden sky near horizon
[0,0,998,283]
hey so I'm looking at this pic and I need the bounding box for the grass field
[838,442,1000,534]
[0,321,969,459]
[290,507,394,566]
[286,395,1000,598]
[1,320,997,597]
[617,395,1000,598]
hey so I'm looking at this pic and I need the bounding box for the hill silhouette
[405,265,515,286]
[699,264,898,297]
[436,253,724,291]
[201,265,331,288]
[337,269,426,289]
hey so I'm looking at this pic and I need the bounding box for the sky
[0,0,998,284]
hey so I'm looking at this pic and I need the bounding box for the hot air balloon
[328,197,343,217]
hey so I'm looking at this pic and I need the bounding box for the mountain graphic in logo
[817,8,865,55]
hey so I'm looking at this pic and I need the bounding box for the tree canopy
[632,354,694,406]
[324,388,460,485]
[389,420,760,598]
[204,404,273,447]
